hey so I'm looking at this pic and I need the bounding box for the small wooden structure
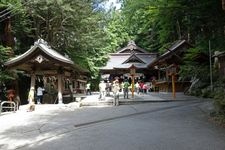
[213,51,225,76]
[4,39,87,104]
[148,40,192,93]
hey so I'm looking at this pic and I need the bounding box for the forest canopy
[1,0,225,84]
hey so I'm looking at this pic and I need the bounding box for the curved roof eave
[38,43,74,65]
[5,39,74,66]
[4,45,38,66]
[116,43,150,54]
[147,40,191,68]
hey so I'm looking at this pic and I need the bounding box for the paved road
[0,100,225,150]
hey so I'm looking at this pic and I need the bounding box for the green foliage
[0,0,114,80]
[0,0,33,53]
[0,45,8,62]
[120,0,161,52]
[105,10,132,51]
[212,76,225,114]
[214,88,225,115]
[210,111,225,127]
[0,45,14,82]
[179,46,209,80]
[120,0,225,52]
[1,0,225,98]
[23,0,115,79]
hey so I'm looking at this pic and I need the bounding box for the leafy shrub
[201,87,213,98]
[210,111,225,127]
[214,87,225,115]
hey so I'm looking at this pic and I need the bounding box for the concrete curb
[80,99,207,107]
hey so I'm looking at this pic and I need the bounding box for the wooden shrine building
[148,40,192,92]
[214,51,225,76]
[4,39,88,104]
[100,41,158,82]
[100,40,193,93]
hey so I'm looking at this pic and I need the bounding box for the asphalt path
[0,100,225,150]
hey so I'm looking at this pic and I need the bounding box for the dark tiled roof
[100,53,157,70]
[116,41,150,54]
[159,40,186,58]
[213,51,225,57]
[148,40,191,67]
[100,40,158,71]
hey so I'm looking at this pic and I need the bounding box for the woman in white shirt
[37,86,45,104]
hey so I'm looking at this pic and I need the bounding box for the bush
[210,111,225,127]
[214,88,225,115]
[188,80,213,98]
[201,87,214,98]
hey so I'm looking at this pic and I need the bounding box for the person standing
[27,87,35,112]
[86,82,91,95]
[135,82,140,94]
[123,80,130,99]
[6,88,16,101]
[37,85,45,104]
[106,80,111,96]
[139,81,144,94]
[99,80,106,100]
[143,83,148,94]
[112,79,120,106]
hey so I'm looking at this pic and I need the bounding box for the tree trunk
[3,18,14,56]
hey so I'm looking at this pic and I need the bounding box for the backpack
[123,82,129,89]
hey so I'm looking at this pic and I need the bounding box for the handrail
[0,101,17,115]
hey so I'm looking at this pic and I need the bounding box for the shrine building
[4,39,88,104]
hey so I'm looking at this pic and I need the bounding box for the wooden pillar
[30,73,36,90]
[158,70,161,80]
[4,18,15,56]
[57,74,63,104]
[131,75,135,98]
[27,73,36,105]
[172,74,176,99]
[130,65,136,99]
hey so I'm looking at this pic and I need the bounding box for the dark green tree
[0,45,13,82]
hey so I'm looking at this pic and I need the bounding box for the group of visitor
[99,79,121,106]
[97,79,131,106]
[84,79,154,107]
[135,81,152,94]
